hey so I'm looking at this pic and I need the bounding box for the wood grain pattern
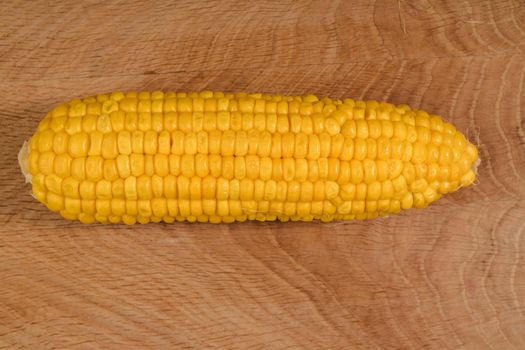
[1,0,524,348]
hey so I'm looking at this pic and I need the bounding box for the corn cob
[20,91,479,224]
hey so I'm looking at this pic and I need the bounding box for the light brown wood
[1,0,524,348]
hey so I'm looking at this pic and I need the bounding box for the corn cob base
[20,91,479,224]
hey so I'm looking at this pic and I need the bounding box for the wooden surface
[1,0,524,348]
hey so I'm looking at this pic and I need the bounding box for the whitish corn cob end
[18,140,32,183]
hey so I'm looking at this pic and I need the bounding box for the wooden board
[1,0,524,348]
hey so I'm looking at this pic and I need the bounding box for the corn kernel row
[52,197,411,224]
[42,104,456,138]
[34,180,453,225]
[53,91,452,130]
[30,128,477,169]
[28,147,476,188]
[34,169,469,222]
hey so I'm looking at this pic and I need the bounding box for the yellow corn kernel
[292,159,306,183]
[375,199,389,213]
[69,158,85,180]
[392,175,407,193]
[138,98,151,113]
[414,156,431,179]
[375,160,388,181]
[94,199,111,217]
[68,132,89,157]
[101,132,118,159]
[381,180,394,199]
[410,178,428,193]
[460,170,476,187]
[403,162,416,184]
[412,142,427,163]
[161,112,176,131]
[96,113,112,134]
[136,175,152,199]
[109,198,125,216]
[194,131,208,154]
[38,152,55,175]
[188,177,201,200]
[129,131,143,154]
[54,154,72,178]
[227,111,242,131]
[439,165,450,181]
[406,125,417,143]
[37,117,51,132]
[413,193,427,208]
[400,192,413,210]
[51,104,68,118]
[88,131,103,156]
[307,134,320,160]
[109,111,125,132]
[115,155,130,178]
[84,156,103,181]
[112,179,125,198]
[96,180,112,199]
[324,181,339,200]
[150,176,163,198]
[46,192,64,212]
[355,183,367,201]
[178,97,192,112]
[366,181,381,200]
[179,154,194,178]
[143,130,157,155]
[64,197,82,215]
[388,159,403,179]
[32,180,47,202]
[443,122,456,135]
[389,200,401,213]
[390,138,403,159]
[52,131,69,154]
[423,186,439,203]
[68,102,86,118]
[44,174,62,195]
[439,145,452,165]
[240,155,257,180]
[229,179,240,200]
[62,177,80,199]
[316,134,329,158]
[117,131,132,155]
[427,144,439,163]
[129,154,144,176]
[144,155,154,176]
[354,138,367,160]
[28,151,40,174]
[79,180,96,199]
[122,176,137,200]
[150,198,166,218]
[417,126,431,144]
[123,200,138,223]
[103,159,119,181]
[80,199,96,215]
[118,98,136,113]
[163,98,176,112]
[82,113,96,133]
[124,112,138,131]
[348,159,363,184]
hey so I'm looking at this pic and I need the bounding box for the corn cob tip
[18,140,32,183]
